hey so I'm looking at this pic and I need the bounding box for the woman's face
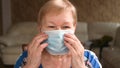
[40,11,76,32]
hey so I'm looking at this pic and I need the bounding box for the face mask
[44,30,74,55]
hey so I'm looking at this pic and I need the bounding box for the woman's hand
[64,34,86,68]
[23,33,48,68]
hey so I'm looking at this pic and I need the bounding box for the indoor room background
[1,0,120,35]
[0,0,120,68]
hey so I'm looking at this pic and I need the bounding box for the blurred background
[0,0,120,68]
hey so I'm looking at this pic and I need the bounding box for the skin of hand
[64,33,86,68]
[23,32,48,68]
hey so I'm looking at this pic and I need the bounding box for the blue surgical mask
[44,30,74,55]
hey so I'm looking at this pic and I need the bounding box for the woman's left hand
[64,34,86,68]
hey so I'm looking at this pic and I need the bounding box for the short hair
[37,0,77,30]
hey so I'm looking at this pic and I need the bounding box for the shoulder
[84,49,102,68]
[84,49,97,59]
[14,51,28,68]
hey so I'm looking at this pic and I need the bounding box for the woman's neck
[41,50,71,68]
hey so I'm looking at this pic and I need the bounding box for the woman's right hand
[23,32,48,68]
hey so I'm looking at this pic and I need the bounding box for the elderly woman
[15,0,102,68]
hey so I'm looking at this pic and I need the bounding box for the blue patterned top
[14,50,102,68]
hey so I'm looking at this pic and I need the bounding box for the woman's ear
[73,22,77,32]
[37,25,42,32]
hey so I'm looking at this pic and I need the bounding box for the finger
[64,41,76,55]
[64,36,84,52]
[28,33,45,48]
[28,33,48,50]
[38,43,48,52]
[32,35,48,50]
[65,34,84,46]
[64,36,78,49]
[64,34,79,42]
[64,40,84,58]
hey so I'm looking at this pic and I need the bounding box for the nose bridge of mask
[45,30,73,43]
[44,30,74,35]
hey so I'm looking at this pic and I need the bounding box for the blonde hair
[37,0,77,30]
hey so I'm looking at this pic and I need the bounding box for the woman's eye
[63,26,70,28]
[48,26,55,28]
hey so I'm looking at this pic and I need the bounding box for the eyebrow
[48,21,72,25]
[49,21,55,24]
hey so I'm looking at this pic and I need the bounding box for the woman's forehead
[44,11,73,19]
[44,11,74,21]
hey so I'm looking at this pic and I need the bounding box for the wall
[11,0,47,23]
[2,0,12,34]
[74,0,120,22]
[11,0,120,23]
[0,0,2,35]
